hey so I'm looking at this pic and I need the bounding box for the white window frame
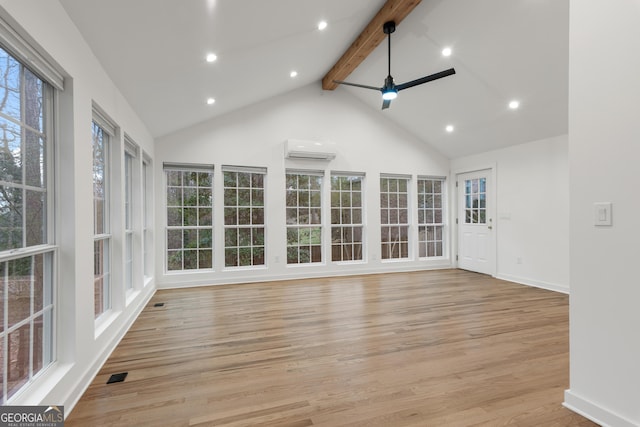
[380,174,411,260]
[0,39,56,403]
[222,165,266,269]
[142,152,152,282]
[417,176,446,258]
[123,137,138,292]
[285,170,323,265]
[92,108,115,320]
[164,163,214,272]
[330,172,365,263]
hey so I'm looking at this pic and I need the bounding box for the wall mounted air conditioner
[284,139,337,161]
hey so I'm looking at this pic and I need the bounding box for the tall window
[142,154,152,281]
[165,164,213,271]
[380,175,410,260]
[331,174,364,262]
[286,171,322,264]
[0,45,55,402]
[92,113,114,319]
[418,177,445,257]
[124,138,138,291]
[223,166,266,268]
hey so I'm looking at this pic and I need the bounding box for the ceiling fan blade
[333,80,381,91]
[396,68,456,92]
[382,99,392,110]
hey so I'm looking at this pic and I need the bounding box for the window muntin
[223,168,265,268]
[0,45,55,403]
[165,166,213,271]
[380,176,410,260]
[464,177,486,224]
[286,172,322,264]
[92,120,111,318]
[330,174,364,262]
[418,178,445,257]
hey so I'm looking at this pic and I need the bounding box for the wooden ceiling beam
[322,0,422,91]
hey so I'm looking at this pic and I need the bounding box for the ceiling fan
[334,21,456,110]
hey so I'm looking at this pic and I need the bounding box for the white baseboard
[61,284,156,417]
[496,273,569,294]
[157,263,453,289]
[564,389,638,427]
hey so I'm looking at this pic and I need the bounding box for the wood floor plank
[66,270,598,426]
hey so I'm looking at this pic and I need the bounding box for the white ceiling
[58,0,568,159]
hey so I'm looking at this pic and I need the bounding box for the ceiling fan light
[382,89,397,100]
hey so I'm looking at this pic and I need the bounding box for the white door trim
[452,164,497,276]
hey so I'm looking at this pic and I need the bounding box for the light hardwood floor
[66,270,598,426]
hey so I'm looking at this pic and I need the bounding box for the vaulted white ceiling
[59,0,568,158]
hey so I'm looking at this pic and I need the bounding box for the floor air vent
[107,372,128,384]
[154,302,165,307]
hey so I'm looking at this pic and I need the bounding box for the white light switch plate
[594,202,612,226]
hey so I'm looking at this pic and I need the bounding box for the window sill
[223,265,268,272]
[164,268,215,275]
[125,289,140,307]
[6,361,73,406]
[333,260,368,266]
[94,309,119,339]
[286,262,326,268]
[381,258,412,263]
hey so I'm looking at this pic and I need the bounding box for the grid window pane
[380,177,410,260]
[7,323,30,399]
[331,175,364,262]
[1,253,54,402]
[94,238,110,317]
[165,167,214,271]
[417,178,445,258]
[223,169,266,268]
[125,232,133,290]
[286,173,323,264]
[464,178,486,224]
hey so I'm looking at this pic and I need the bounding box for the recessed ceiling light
[445,124,454,132]
[442,47,452,57]
[206,53,217,63]
[318,21,328,31]
[206,97,215,105]
[509,100,520,109]
[290,71,298,78]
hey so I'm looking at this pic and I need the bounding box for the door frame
[452,164,497,276]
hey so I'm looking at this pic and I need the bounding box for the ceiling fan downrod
[383,21,396,78]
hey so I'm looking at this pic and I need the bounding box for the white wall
[451,135,569,292]
[0,0,155,413]
[155,84,452,288]
[564,1,640,426]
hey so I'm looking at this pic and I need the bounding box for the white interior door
[457,170,495,275]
